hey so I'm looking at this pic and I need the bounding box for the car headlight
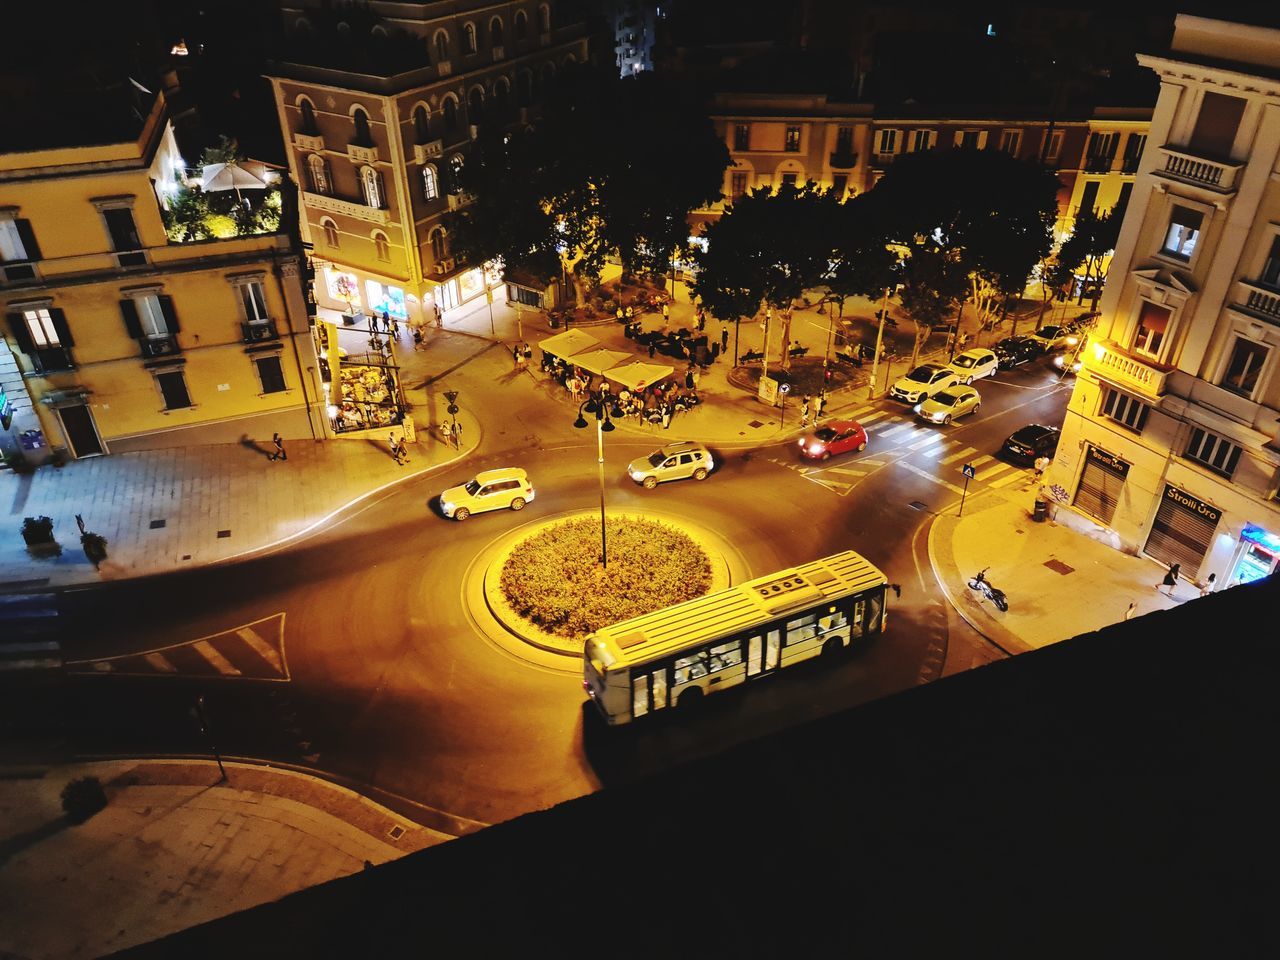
[797,438,806,447]
[1053,355,1065,368]
[808,445,822,455]
[931,411,946,422]
[441,500,454,512]
[913,403,922,414]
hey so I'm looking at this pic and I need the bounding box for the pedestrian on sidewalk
[1124,601,1137,621]
[625,305,634,323]
[1200,572,1217,597]
[513,343,524,369]
[523,344,532,364]
[662,302,670,325]
[697,306,706,331]
[268,432,287,461]
[721,325,729,352]
[1033,455,1050,482]
[816,391,827,419]
[1158,562,1181,596]
[685,366,695,390]
[433,302,443,328]
[413,324,425,350]
[390,433,407,465]
[648,341,656,359]
[381,310,391,334]
[799,395,811,428]
[390,316,400,339]
[661,403,672,430]
[451,420,463,449]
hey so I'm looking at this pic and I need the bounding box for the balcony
[447,191,476,211]
[1234,279,1280,325]
[829,150,857,169]
[1083,339,1171,398]
[347,143,378,165]
[1084,155,1114,173]
[434,257,457,276]
[293,131,324,152]
[872,152,897,167]
[1120,157,1140,174]
[302,191,390,225]
[241,320,279,343]
[1155,144,1244,194]
[413,139,443,164]
[140,335,180,359]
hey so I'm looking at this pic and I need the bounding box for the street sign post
[959,463,976,517]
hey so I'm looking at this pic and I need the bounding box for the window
[413,106,430,143]
[434,30,449,62]
[121,293,179,344]
[673,651,709,684]
[490,17,503,47]
[1133,301,1169,356]
[784,126,801,152]
[422,165,439,201]
[876,129,898,154]
[306,154,331,195]
[514,10,528,40]
[517,70,534,106]
[238,280,269,322]
[955,130,983,149]
[352,108,372,147]
[999,130,1021,155]
[463,22,477,54]
[835,126,854,153]
[1042,130,1063,162]
[909,129,935,152]
[733,123,750,151]
[1185,426,1242,477]
[1189,92,1245,157]
[22,307,59,347]
[360,166,383,208]
[156,370,191,410]
[103,207,141,252]
[255,355,287,394]
[0,216,41,280]
[1122,133,1146,172]
[320,218,339,247]
[6,305,74,371]
[1085,131,1118,170]
[1079,181,1100,218]
[1259,235,1280,288]
[299,98,318,135]
[448,155,464,194]
[430,229,446,260]
[730,170,748,199]
[373,232,390,261]
[707,640,743,673]
[1162,206,1202,261]
[1114,182,1133,216]
[781,172,798,188]
[468,87,485,123]
[443,97,459,133]
[538,4,550,33]
[1100,387,1149,433]
[832,174,848,198]
[1221,338,1268,397]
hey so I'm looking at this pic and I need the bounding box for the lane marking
[192,640,242,676]
[237,627,285,673]
[907,432,946,451]
[939,446,977,465]
[144,652,176,673]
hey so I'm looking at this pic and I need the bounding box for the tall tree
[1049,209,1121,313]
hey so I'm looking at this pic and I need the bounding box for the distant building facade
[0,92,322,464]
[1055,15,1280,588]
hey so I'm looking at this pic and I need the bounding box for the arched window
[514,10,528,41]
[538,4,551,34]
[320,218,339,247]
[306,154,331,194]
[517,70,533,107]
[360,165,383,208]
[448,155,464,194]
[294,17,313,39]
[299,98,318,135]
[422,165,439,201]
[336,21,351,36]
[490,17,504,48]
[443,97,459,134]
[468,87,485,123]
[463,22,477,55]
[430,229,446,261]
[352,107,372,147]
[373,231,390,261]
[413,105,430,144]
[434,30,449,62]
[371,25,388,39]
[493,79,510,119]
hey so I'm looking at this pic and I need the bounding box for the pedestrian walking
[513,344,523,369]
[381,310,391,334]
[799,395,811,428]
[1200,572,1217,597]
[662,302,670,324]
[625,305,634,322]
[1033,455,1050,482]
[390,433,406,465]
[451,420,463,449]
[697,307,706,331]
[412,325,425,350]
[685,368,695,390]
[721,325,729,352]
[268,432,287,462]
[661,403,672,430]
[390,316,399,339]
[1158,562,1181,596]
[1124,601,1137,621]
[648,341,656,359]
[816,391,827,419]
[433,302,443,328]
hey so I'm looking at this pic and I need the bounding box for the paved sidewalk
[0,758,446,960]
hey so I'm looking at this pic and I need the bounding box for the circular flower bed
[500,517,712,637]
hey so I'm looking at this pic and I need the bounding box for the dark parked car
[992,336,1043,367]
[1001,424,1061,464]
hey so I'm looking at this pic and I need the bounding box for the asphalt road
[12,354,1075,832]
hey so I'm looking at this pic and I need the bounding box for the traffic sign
[962,463,976,480]
[779,382,791,395]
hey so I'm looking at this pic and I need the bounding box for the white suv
[889,364,959,404]
[439,468,535,521]
[627,441,714,489]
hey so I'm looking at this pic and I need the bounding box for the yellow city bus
[583,550,889,725]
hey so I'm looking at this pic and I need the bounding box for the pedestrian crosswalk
[66,613,289,681]
[769,402,1036,497]
[0,593,61,673]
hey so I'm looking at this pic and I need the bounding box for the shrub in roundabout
[500,517,711,637]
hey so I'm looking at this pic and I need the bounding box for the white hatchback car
[439,468,535,521]
[946,348,999,384]
[889,364,960,404]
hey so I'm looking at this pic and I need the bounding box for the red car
[798,419,868,460]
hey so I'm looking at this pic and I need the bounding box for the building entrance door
[57,403,104,458]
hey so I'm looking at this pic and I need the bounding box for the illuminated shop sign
[1087,445,1130,478]
[1240,523,1280,553]
[1162,485,1221,525]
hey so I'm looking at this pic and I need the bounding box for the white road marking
[908,432,945,451]
[939,445,978,465]
[974,461,1010,481]
[899,461,968,495]
[237,627,285,673]
[143,653,176,673]
[192,640,242,676]
[990,470,1030,488]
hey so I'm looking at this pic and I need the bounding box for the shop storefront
[1144,484,1221,572]
[1231,523,1280,586]
[313,319,404,437]
[1073,444,1130,525]
[364,280,408,321]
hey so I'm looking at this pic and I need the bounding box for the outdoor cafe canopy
[602,361,675,392]
[566,348,632,376]
[538,329,599,359]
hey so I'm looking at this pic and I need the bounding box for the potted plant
[21,515,54,546]
[335,274,359,324]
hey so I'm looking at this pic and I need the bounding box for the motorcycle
[967,567,1009,612]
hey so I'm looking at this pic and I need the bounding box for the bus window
[765,629,780,670]
[746,635,762,676]
[850,599,866,639]
[865,595,884,633]
[818,608,848,635]
[633,674,649,718]
[674,651,709,684]
[708,640,743,672]
[785,614,818,645]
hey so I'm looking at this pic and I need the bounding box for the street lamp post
[573,386,623,568]
[866,286,891,401]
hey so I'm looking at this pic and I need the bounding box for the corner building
[1056,15,1280,588]
[0,92,323,463]
[264,1,588,329]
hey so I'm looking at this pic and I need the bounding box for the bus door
[631,665,669,719]
[745,628,781,678]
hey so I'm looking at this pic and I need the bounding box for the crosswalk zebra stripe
[990,470,1030,488]
[237,628,284,673]
[974,462,1009,481]
[875,423,917,440]
[144,652,177,673]
[899,460,968,495]
[191,640,242,676]
[939,446,978,465]
[821,466,868,477]
[908,432,945,451]
[855,409,892,424]
[969,454,996,468]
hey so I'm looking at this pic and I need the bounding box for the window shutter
[7,311,36,355]
[977,131,988,149]
[14,220,42,261]
[158,295,181,333]
[954,131,964,147]
[120,298,144,338]
[49,307,74,348]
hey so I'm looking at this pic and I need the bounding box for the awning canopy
[602,361,674,392]
[566,348,631,375]
[539,329,600,358]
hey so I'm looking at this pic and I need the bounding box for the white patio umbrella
[200,160,271,192]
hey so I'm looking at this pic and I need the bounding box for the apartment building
[1055,15,1280,588]
[264,1,588,328]
[0,89,321,465]
[609,0,656,77]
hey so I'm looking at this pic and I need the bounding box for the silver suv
[627,441,714,489]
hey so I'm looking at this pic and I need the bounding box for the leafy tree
[824,195,900,318]
[1049,209,1120,312]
